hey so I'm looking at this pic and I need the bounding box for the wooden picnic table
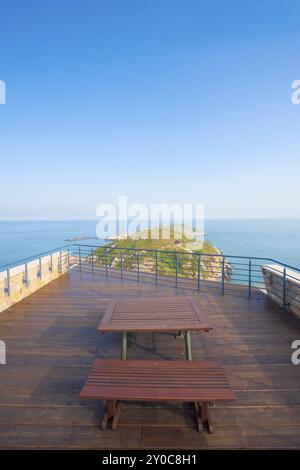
[98,296,212,360]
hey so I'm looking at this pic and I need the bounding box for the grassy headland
[94,226,231,281]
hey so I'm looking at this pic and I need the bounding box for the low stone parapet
[262,264,300,319]
[0,251,70,313]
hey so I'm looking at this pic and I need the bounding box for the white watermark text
[0,80,6,105]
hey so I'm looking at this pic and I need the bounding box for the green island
[94,226,231,281]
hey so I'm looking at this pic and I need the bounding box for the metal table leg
[121,332,127,360]
[185,331,192,360]
[128,332,137,345]
[175,331,184,338]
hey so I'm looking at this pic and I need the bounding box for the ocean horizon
[0,219,300,270]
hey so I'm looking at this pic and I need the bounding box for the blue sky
[0,0,299,220]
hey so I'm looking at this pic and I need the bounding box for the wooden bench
[80,359,235,433]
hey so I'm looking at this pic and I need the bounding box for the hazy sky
[0,0,299,220]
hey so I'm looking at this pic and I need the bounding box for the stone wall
[0,251,70,313]
[262,264,300,319]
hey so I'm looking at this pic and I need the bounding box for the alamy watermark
[0,340,6,364]
[291,340,300,365]
[291,80,300,104]
[96,195,204,243]
[0,80,6,104]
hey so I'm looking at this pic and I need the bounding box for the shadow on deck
[0,269,300,449]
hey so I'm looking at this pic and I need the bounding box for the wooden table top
[98,296,213,333]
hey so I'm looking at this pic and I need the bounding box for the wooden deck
[1,269,300,449]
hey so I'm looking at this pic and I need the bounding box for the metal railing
[1,242,300,314]
[72,244,300,310]
[0,245,73,296]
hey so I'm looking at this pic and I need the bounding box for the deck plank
[0,269,300,448]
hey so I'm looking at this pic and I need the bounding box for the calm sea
[0,219,300,269]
